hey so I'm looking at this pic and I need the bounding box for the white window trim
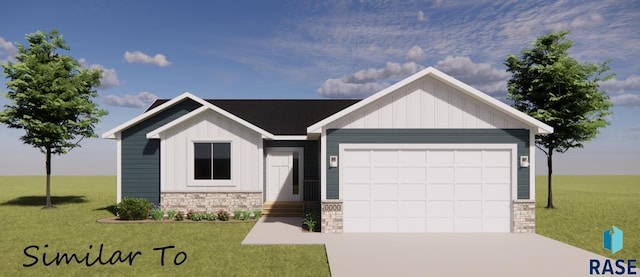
[187,139,234,187]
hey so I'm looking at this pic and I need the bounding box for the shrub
[217,210,230,221]
[166,210,177,220]
[232,210,242,220]
[242,210,252,220]
[303,209,319,232]
[188,210,203,221]
[150,208,164,221]
[203,212,216,221]
[116,197,152,220]
[253,209,263,219]
[175,211,185,221]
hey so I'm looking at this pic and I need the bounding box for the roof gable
[307,67,553,134]
[147,99,359,135]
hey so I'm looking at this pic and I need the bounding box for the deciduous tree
[504,31,613,208]
[0,30,107,208]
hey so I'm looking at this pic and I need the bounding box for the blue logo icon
[603,226,623,254]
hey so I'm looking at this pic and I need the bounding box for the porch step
[263,201,303,217]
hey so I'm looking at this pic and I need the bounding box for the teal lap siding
[326,129,530,200]
[121,99,202,204]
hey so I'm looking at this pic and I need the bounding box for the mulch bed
[96,216,257,224]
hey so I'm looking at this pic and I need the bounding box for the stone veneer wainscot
[512,200,535,233]
[321,200,343,233]
[160,192,262,213]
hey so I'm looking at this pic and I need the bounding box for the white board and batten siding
[327,76,528,130]
[160,109,262,192]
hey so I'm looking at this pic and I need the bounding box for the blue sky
[0,0,638,175]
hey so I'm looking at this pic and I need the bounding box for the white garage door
[341,144,515,233]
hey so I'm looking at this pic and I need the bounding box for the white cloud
[600,75,640,94]
[124,51,171,67]
[406,46,425,62]
[102,92,158,108]
[0,36,17,62]
[610,94,640,107]
[550,13,605,31]
[417,10,427,22]
[435,56,510,95]
[317,61,421,98]
[316,79,389,98]
[78,58,120,89]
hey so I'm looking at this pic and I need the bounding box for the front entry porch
[264,146,320,217]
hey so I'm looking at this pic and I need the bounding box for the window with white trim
[194,142,231,180]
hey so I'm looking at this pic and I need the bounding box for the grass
[2,175,638,275]
[0,176,330,276]
[535,175,640,259]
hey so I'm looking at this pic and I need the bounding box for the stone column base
[321,200,343,233]
[512,200,535,233]
[160,192,262,214]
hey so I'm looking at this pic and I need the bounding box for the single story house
[102,67,552,233]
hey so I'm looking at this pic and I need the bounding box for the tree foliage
[504,31,613,208]
[0,30,107,208]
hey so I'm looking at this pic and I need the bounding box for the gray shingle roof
[147,99,361,135]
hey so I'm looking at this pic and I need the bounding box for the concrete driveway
[242,217,608,277]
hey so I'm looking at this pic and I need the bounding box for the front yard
[535,175,639,259]
[1,175,637,276]
[0,176,330,276]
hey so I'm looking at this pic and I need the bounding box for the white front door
[267,148,303,201]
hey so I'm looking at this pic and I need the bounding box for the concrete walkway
[242,217,608,277]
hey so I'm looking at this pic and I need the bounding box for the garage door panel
[482,217,511,232]
[428,201,454,216]
[456,184,482,200]
[343,184,370,200]
[484,201,511,217]
[399,218,426,232]
[371,218,398,232]
[399,167,426,183]
[371,167,398,183]
[399,150,426,165]
[371,151,398,166]
[427,218,454,232]
[427,184,454,200]
[344,218,370,232]
[344,167,370,183]
[371,201,398,217]
[456,218,483,232]
[428,151,454,164]
[484,184,510,200]
[456,201,482,216]
[456,167,482,183]
[343,201,370,217]
[455,150,482,165]
[484,150,511,165]
[483,167,511,183]
[371,184,398,200]
[399,184,426,200]
[399,201,426,217]
[344,150,370,166]
[430,167,455,183]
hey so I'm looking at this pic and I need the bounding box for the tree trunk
[44,146,53,209]
[546,149,554,209]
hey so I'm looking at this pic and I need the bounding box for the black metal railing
[303,179,320,201]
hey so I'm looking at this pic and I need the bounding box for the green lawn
[2,176,638,276]
[535,175,640,259]
[0,176,330,276]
